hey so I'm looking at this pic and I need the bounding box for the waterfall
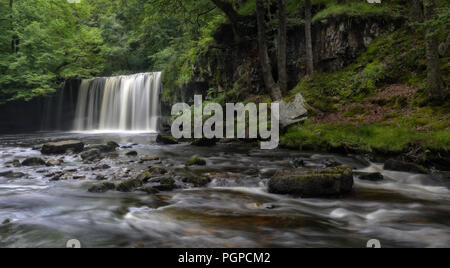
[74,72,161,132]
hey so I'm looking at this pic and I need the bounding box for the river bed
[0,132,449,248]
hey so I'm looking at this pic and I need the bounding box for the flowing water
[0,132,449,248]
[73,73,161,132]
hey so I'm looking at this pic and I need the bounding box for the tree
[305,0,314,75]
[409,0,423,22]
[423,0,446,101]
[256,0,282,100]
[277,0,287,94]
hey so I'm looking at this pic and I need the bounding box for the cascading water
[73,72,161,132]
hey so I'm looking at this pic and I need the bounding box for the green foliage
[281,119,450,153]
[0,0,105,103]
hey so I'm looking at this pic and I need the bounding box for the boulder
[41,140,84,155]
[357,172,384,182]
[268,166,354,198]
[0,171,26,179]
[149,165,168,175]
[80,149,102,162]
[126,151,138,157]
[384,159,428,174]
[88,182,116,193]
[187,157,206,166]
[116,178,143,192]
[191,138,217,147]
[156,134,178,145]
[22,157,46,166]
[2,218,10,225]
[278,93,308,128]
[154,177,176,191]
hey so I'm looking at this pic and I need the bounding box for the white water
[73,72,161,132]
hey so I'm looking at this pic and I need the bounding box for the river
[0,132,449,248]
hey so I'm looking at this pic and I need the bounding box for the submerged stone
[41,140,84,155]
[384,159,428,174]
[268,166,354,198]
[140,155,160,162]
[357,172,384,182]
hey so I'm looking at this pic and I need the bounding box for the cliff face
[164,15,402,110]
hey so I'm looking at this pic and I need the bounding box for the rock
[154,177,176,191]
[80,149,102,162]
[126,151,138,157]
[149,166,168,175]
[357,172,384,182]
[142,187,160,195]
[116,178,143,192]
[95,175,107,181]
[140,155,160,162]
[46,159,63,166]
[2,219,10,225]
[0,171,26,179]
[187,157,206,166]
[137,171,153,182]
[191,138,217,147]
[278,93,308,128]
[88,182,116,193]
[182,176,211,187]
[384,159,428,174]
[107,141,119,149]
[41,140,84,155]
[156,134,178,145]
[92,164,111,170]
[12,160,21,167]
[73,176,86,180]
[268,166,354,198]
[22,157,46,166]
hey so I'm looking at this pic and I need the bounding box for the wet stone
[22,157,46,166]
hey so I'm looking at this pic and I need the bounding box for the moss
[187,157,207,166]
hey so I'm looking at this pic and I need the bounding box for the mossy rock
[156,134,179,145]
[182,176,212,187]
[149,165,168,175]
[187,157,207,166]
[154,177,176,191]
[191,138,217,147]
[268,166,354,198]
[88,182,116,193]
[116,178,143,192]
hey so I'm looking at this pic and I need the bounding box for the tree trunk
[305,0,314,76]
[10,0,16,53]
[277,0,288,94]
[409,0,423,22]
[211,0,243,42]
[256,0,282,100]
[424,0,446,101]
